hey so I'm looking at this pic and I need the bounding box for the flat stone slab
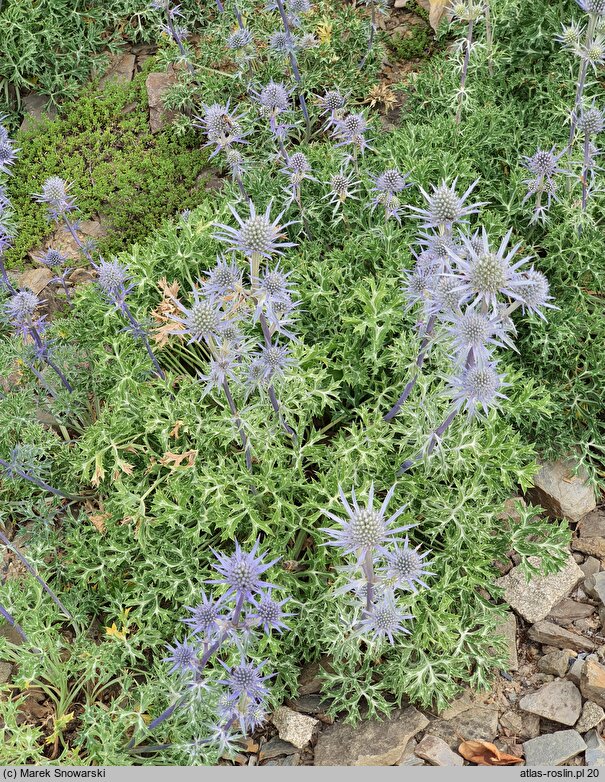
[519,681,582,726]
[585,573,605,606]
[529,458,596,522]
[528,621,597,652]
[547,599,596,623]
[495,612,518,671]
[575,701,605,733]
[415,735,463,766]
[496,555,584,623]
[523,730,587,766]
[538,649,574,677]
[313,706,429,766]
[579,510,605,538]
[427,707,499,749]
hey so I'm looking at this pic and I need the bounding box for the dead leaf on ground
[458,739,524,766]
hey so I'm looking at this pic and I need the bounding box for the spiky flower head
[210,539,279,601]
[383,538,433,593]
[164,639,198,675]
[401,263,440,311]
[183,591,222,637]
[202,256,242,297]
[220,658,272,708]
[429,274,466,315]
[357,589,412,644]
[196,102,246,156]
[556,21,584,50]
[227,27,253,49]
[444,307,508,361]
[577,0,605,14]
[258,341,295,381]
[511,268,554,319]
[281,151,314,188]
[249,590,291,634]
[257,263,295,303]
[169,287,225,345]
[372,168,410,195]
[287,0,311,13]
[298,33,318,49]
[322,484,413,560]
[93,258,131,300]
[34,176,75,218]
[333,112,368,141]
[584,36,605,67]
[5,290,40,331]
[409,179,484,229]
[578,104,605,136]
[448,361,508,417]
[37,248,68,268]
[318,89,346,116]
[198,341,240,394]
[326,169,360,213]
[213,201,296,261]
[450,228,531,310]
[524,147,563,179]
[257,81,290,115]
[0,124,17,173]
[269,30,292,54]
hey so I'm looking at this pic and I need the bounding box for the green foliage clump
[4,75,210,270]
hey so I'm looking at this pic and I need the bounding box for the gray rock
[19,93,57,133]
[99,53,136,88]
[499,709,541,739]
[313,706,429,766]
[568,657,587,685]
[528,621,597,652]
[575,702,605,733]
[523,730,587,766]
[297,657,332,696]
[584,729,605,749]
[519,680,582,726]
[415,735,463,767]
[259,737,299,760]
[496,555,584,623]
[548,599,596,624]
[581,557,602,577]
[271,707,319,749]
[0,625,23,646]
[146,70,178,133]
[538,649,574,677]
[428,707,499,748]
[585,573,605,605]
[580,511,605,538]
[0,662,12,684]
[397,739,425,766]
[394,0,408,7]
[529,458,596,522]
[586,749,605,766]
[572,538,605,558]
[581,660,605,708]
[288,695,330,715]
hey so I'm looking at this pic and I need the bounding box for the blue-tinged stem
[0,603,29,643]
[455,19,474,125]
[569,14,598,150]
[274,0,311,141]
[29,326,73,393]
[0,529,73,620]
[62,215,94,265]
[0,458,84,500]
[121,302,166,381]
[259,313,297,442]
[222,379,253,473]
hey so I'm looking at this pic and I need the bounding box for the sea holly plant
[129,541,291,757]
[521,147,567,224]
[34,177,96,266]
[321,484,433,645]
[358,0,387,70]
[450,1,485,124]
[0,119,18,292]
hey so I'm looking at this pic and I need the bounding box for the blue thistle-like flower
[93,258,132,302]
[371,168,410,195]
[209,539,279,602]
[257,341,296,381]
[249,590,291,634]
[221,658,271,702]
[195,102,247,157]
[383,537,434,593]
[583,36,605,69]
[183,591,223,637]
[317,89,346,116]
[34,176,76,219]
[510,268,555,319]
[325,169,360,214]
[168,287,225,345]
[269,29,294,55]
[198,341,240,394]
[256,263,295,304]
[202,256,242,297]
[577,0,605,15]
[408,178,484,230]
[164,639,199,675]
[357,589,413,644]
[577,103,605,136]
[227,27,254,49]
[321,484,413,560]
[556,21,585,50]
[280,151,313,186]
[401,262,441,312]
[444,307,512,362]
[0,124,17,174]
[332,112,371,154]
[256,81,291,116]
[447,360,508,417]
[37,248,68,268]
[448,228,532,311]
[213,201,296,261]
[5,290,41,334]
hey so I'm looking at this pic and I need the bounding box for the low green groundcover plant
[0,0,599,766]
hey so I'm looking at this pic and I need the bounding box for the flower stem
[0,602,29,643]
[359,3,376,70]
[384,315,436,422]
[456,19,474,125]
[397,407,458,476]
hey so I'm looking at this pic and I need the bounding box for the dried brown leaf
[159,450,197,469]
[458,740,524,766]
